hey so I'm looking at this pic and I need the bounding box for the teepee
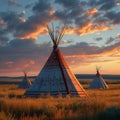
[24,24,87,97]
[19,72,32,89]
[89,67,109,89]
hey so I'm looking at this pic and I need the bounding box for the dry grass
[87,83,120,106]
[0,80,120,120]
[0,84,24,97]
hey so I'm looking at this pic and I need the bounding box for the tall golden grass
[0,81,120,120]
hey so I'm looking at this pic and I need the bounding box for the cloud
[74,22,111,36]
[61,41,120,68]
[55,0,80,8]
[0,38,51,73]
[59,39,73,45]
[0,19,9,46]
[54,0,117,36]
[13,0,55,39]
[0,19,6,25]
[0,0,120,41]
[0,0,120,76]
[61,41,120,57]
[0,36,9,46]
[86,8,98,17]
[0,0,120,43]
[0,37,120,75]
[116,33,120,38]
[8,0,21,7]
[105,37,115,45]
[95,37,103,41]
[1,11,25,33]
[0,0,55,40]
[116,1,120,6]
[105,11,120,25]
[25,2,34,9]
[99,0,116,10]
[33,0,52,13]
[0,10,52,39]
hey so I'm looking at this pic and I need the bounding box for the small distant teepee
[19,72,32,89]
[24,24,87,97]
[89,67,109,89]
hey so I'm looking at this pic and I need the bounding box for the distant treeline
[0,74,120,80]
[76,74,120,80]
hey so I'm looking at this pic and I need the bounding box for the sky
[0,0,120,77]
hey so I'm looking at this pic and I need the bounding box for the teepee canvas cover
[89,68,108,89]
[24,25,87,97]
[19,72,32,89]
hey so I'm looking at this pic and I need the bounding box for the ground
[0,78,120,120]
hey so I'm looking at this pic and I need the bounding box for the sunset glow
[0,0,120,76]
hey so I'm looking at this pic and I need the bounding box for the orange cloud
[75,22,112,36]
[23,60,36,68]
[64,44,120,68]
[24,63,30,68]
[19,17,111,40]
[65,46,120,59]
[18,8,55,40]
[65,27,75,34]
[64,22,112,36]
[86,8,98,17]
[65,55,89,59]
[20,26,47,39]
[100,46,120,56]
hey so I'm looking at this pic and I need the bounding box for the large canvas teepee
[89,67,109,89]
[19,72,32,89]
[24,25,87,97]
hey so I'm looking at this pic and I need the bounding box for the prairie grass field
[0,77,120,120]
